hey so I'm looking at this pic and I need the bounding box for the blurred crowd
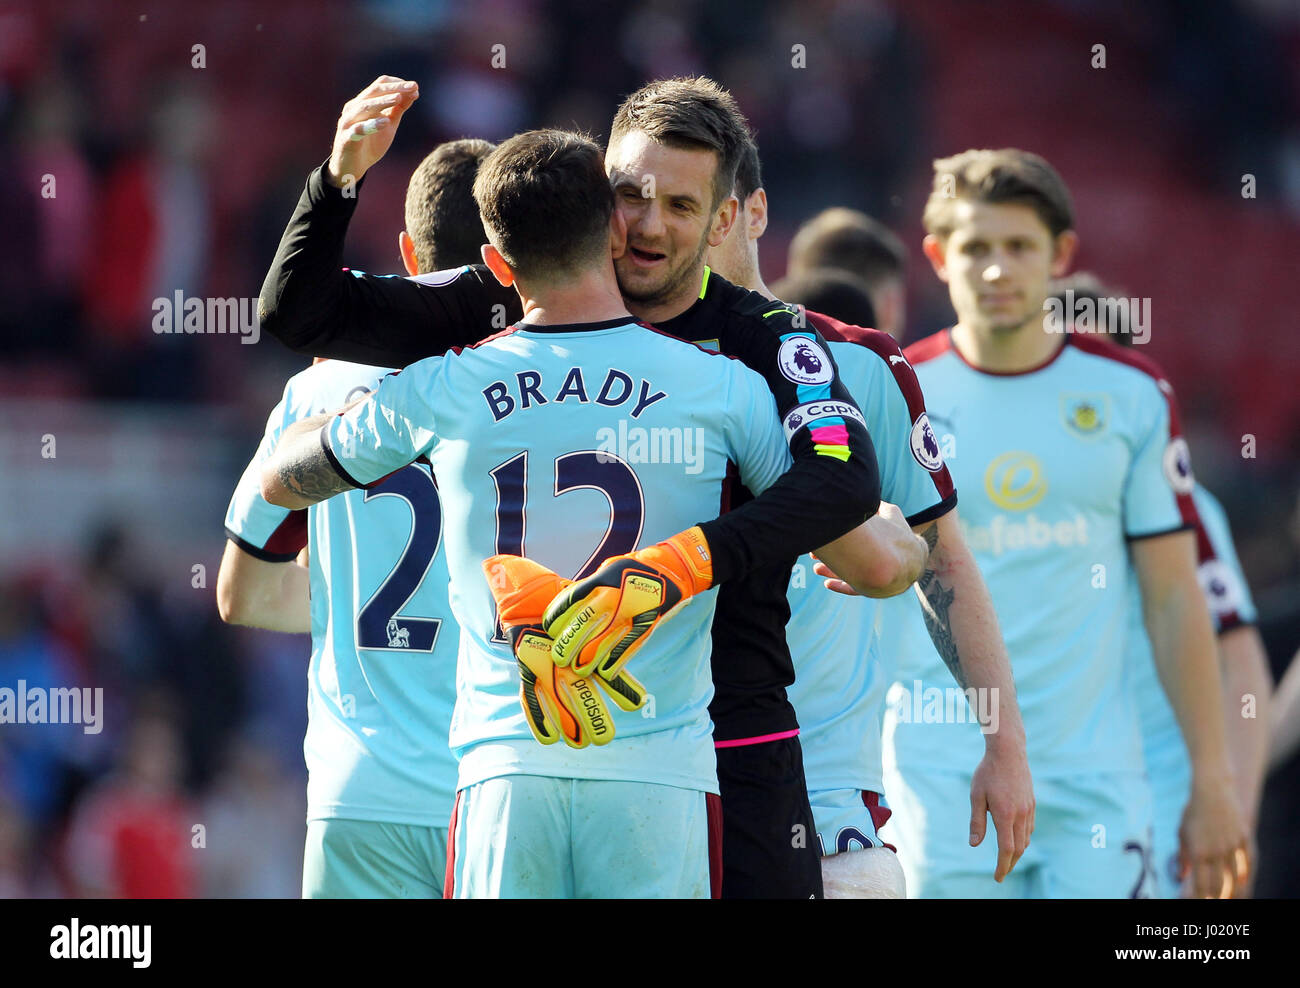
[1,0,1298,896]
[0,522,307,896]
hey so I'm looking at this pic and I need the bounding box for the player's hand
[811,503,926,599]
[1241,831,1259,898]
[326,76,419,189]
[1178,774,1250,898]
[812,503,911,596]
[541,526,713,677]
[969,737,1035,882]
[509,622,650,747]
[483,556,648,748]
[811,556,862,596]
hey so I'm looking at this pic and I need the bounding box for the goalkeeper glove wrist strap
[640,525,714,595]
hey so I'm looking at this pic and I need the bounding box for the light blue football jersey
[1129,484,1258,782]
[323,319,792,795]
[224,359,460,827]
[786,322,956,796]
[882,331,1200,778]
[1190,485,1258,632]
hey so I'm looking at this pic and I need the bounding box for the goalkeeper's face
[606,131,738,316]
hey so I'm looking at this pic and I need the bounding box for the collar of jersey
[946,326,1070,376]
[698,265,712,299]
[512,316,640,334]
[654,278,713,338]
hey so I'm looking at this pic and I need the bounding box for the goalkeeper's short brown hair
[610,77,753,210]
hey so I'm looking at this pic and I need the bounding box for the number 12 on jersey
[488,449,645,641]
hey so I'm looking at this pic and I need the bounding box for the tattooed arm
[260,412,357,510]
[821,507,1036,879]
[915,510,1033,881]
[822,510,1021,718]
[914,520,961,682]
[913,515,994,692]
[815,511,1013,691]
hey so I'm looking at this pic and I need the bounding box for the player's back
[232,359,461,827]
[327,319,792,793]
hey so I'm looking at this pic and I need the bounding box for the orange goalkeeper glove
[542,526,713,678]
[483,556,647,748]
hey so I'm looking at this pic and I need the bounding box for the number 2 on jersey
[355,465,443,651]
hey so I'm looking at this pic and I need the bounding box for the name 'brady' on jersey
[322,318,793,797]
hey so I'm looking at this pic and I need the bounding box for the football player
[706,140,1033,897]
[787,207,909,340]
[218,134,494,897]
[879,149,1247,898]
[1048,273,1272,896]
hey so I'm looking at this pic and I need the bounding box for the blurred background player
[883,148,1247,898]
[218,132,494,897]
[787,207,909,340]
[770,268,878,330]
[1271,648,1300,770]
[706,140,1033,896]
[1048,273,1272,897]
[260,128,800,898]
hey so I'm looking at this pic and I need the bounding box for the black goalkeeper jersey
[259,163,881,741]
